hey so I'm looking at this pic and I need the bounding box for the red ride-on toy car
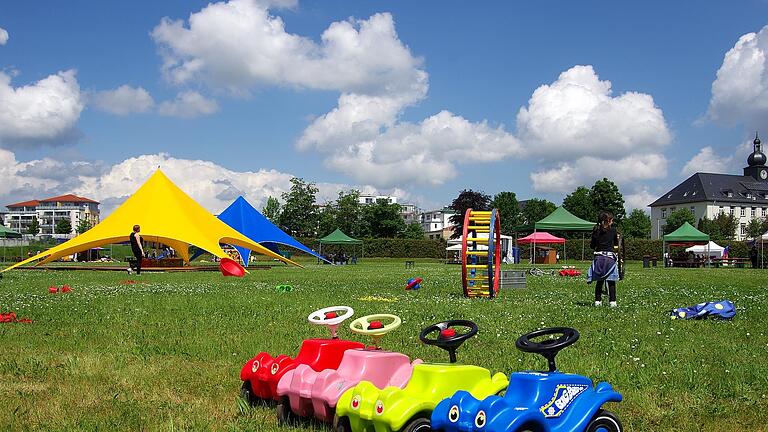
[240,306,364,404]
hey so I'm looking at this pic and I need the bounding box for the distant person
[587,211,620,307]
[127,224,144,275]
[751,245,759,269]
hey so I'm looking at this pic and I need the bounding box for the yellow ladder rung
[465,251,488,255]
[471,211,492,215]
[467,226,489,230]
[465,264,487,269]
[466,238,489,243]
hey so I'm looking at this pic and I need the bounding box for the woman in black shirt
[588,211,619,307]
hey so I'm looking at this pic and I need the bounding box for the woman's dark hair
[595,211,613,233]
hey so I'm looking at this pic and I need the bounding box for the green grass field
[0,260,766,431]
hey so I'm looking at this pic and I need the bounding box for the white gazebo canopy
[685,241,725,257]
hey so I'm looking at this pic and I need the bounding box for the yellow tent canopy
[1,170,301,273]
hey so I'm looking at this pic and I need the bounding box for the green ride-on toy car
[334,320,508,432]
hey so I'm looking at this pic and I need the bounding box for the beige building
[650,136,768,240]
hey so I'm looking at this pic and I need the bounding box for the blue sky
[1,0,768,214]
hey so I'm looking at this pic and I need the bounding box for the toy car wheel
[334,416,352,432]
[276,397,299,425]
[517,424,544,432]
[586,409,623,432]
[401,415,431,432]
[240,381,255,406]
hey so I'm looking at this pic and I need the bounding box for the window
[741,223,747,236]
[719,206,724,214]
[365,198,372,204]
[730,207,735,216]
[752,207,757,217]
[690,206,695,214]
[727,191,734,198]
[661,209,667,218]
[740,207,746,217]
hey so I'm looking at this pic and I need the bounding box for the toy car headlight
[271,363,279,375]
[375,400,384,415]
[351,395,361,410]
[474,410,486,428]
[251,360,260,374]
[448,405,460,423]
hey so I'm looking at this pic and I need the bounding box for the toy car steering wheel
[419,320,478,363]
[515,327,580,372]
[307,306,354,339]
[349,314,402,349]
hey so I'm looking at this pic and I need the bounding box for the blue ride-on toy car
[432,327,623,432]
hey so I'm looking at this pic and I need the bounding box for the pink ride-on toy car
[240,306,364,404]
[276,314,422,424]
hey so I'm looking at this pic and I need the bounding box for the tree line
[262,178,423,239]
[447,178,653,238]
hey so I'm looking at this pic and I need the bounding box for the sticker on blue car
[539,384,588,418]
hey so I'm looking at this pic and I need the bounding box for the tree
[621,209,651,238]
[563,186,596,222]
[589,178,625,222]
[521,198,556,226]
[278,178,319,237]
[746,217,765,239]
[262,196,281,223]
[490,191,521,235]
[698,213,739,240]
[362,199,405,238]
[335,190,364,237]
[76,218,92,234]
[55,219,72,234]
[663,208,695,234]
[27,217,40,235]
[317,205,337,238]
[402,222,424,239]
[448,189,491,238]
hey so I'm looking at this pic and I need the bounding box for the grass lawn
[0,259,766,431]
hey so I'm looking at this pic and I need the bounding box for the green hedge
[297,237,448,258]
[520,238,752,261]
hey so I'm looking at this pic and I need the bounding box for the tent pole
[581,233,585,261]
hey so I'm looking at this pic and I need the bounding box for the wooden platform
[9,264,273,272]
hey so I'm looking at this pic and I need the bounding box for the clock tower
[744,132,768,181]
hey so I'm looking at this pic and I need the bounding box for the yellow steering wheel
[349,314,402,348]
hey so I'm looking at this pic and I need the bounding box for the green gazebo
[317,229,363,263]
[662,222,710,267]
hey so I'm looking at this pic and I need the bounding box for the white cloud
[0,27,8,45]
[91,85,154,115]
[681,146,733,177]
[151,2,425,97]
[517,65,671,161]
[530,153,668,193]
[1,148,411,218]
[707,26,768,126]
[158,91,219,118]
[0,70,84,147]
[624,188,657,211]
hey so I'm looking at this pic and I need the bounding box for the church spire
[748,131,766,167]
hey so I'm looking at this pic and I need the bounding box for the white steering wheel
[307,306,354,338]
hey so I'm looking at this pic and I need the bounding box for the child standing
[588,211,620,307]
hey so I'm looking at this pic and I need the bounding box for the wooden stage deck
[7,265,273,272]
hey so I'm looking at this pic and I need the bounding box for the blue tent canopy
[218,196,330,265]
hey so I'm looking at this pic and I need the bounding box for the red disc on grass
[440,328,456,338]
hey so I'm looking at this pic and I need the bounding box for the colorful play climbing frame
[461,208,501,298]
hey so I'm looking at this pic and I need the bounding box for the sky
[2,0,768,215]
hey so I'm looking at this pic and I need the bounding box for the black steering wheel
[515,327,580,372]
[419,320,478,363]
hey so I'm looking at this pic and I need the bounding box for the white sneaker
[594,301,602,307]
[127,268,133,275]
[609,301,618,308]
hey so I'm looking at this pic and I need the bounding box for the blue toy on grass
[432,327,623,432]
